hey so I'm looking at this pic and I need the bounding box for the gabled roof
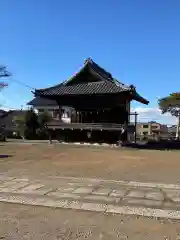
[62,58,115,85]
[34,58,149,105]
[35,81,130,96]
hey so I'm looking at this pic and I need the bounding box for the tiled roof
[27,96,57,106]
[34,58,149,105]
[35,58,130,95]
[36,81,130,97]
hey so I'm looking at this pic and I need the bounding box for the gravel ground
[0,203,180,239]
[1,143,180,184]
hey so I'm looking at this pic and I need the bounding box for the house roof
[0,110,28,131]
[0,110,27,119]
[34,58,149,105]
[0,109,6,116]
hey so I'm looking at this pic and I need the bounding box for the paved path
[1,203,180,239]
[1,174,180,219]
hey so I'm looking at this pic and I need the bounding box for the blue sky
[1,0,180,124]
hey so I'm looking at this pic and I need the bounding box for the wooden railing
[47,121,135,132]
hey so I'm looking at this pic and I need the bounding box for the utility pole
[134,112,138,143]
[0,66,11,78]
[0,66,10,90]
[0,66,10,141]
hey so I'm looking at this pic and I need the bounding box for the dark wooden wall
[55,93,129,109]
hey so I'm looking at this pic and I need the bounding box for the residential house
[136,121,168,137]
[136,122,151,136]
[168,125,177,137]
[0,110,27,136]
[0,109,6,117]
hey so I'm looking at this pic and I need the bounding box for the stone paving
[1,174,180,219]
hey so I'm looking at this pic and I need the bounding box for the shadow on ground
[0,155,13,159]
[125,140,180,150]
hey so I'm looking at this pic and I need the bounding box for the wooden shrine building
[28,58,149,143]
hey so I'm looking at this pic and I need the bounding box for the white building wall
[35,105,71,123]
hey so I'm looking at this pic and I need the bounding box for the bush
[36,129,49,140]
[147,139,158,144]
[0,134,6,141]
[24,128,37,140]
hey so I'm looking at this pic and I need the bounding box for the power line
[0,66,36,90]
[0,67,36,111]
[0,66,35,90]
[6,77,36,90]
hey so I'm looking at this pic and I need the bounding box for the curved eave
[34,90,53,98]
[34,83,64,93]
[27,96,58,106]
[131,92,149,105]
[34,88,149,105]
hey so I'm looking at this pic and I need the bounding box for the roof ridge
[86,58,113,81]
[112,78,130,90]
[35,82,64,93]
[62,59,90,86]
[64,58,113,86]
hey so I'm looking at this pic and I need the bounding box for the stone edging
[0,194,180,220]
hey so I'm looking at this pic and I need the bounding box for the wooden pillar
[75,110,78,123]
[123,122,128,142]
[126,100,131,123]
[48,129,52,144]
[134,112,138,143]
[58,106,62,121]
[80,111,83,123]
[77,111,80,123]
[80,111,82,123]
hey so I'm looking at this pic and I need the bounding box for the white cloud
[0,107,10,111]
[131,107,176,125]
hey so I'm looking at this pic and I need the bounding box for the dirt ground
[0,202,179,239]
[1,143,180,184]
